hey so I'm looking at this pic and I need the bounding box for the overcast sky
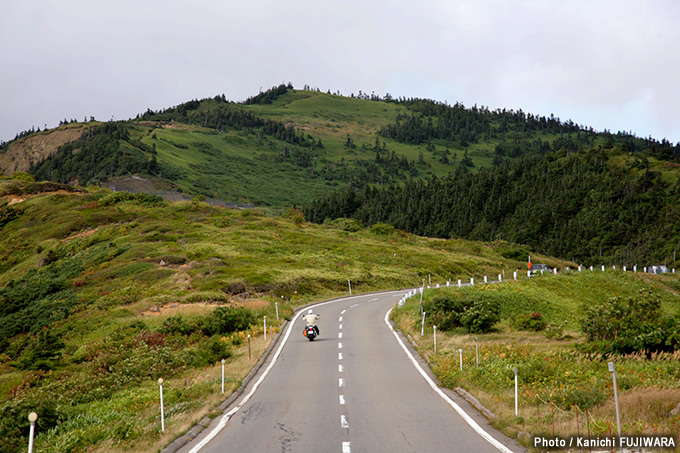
[2,0,679,144]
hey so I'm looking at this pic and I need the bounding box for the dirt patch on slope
[0,126,86,175]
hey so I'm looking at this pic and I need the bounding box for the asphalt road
[180,291,524,453]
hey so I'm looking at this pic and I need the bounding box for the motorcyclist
[303,309,320,337]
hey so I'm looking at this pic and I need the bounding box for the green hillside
[8,84,673,212]
[0,179,550,452]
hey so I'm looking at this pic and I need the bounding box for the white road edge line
[189,293,372,452]
[384,307,514,453]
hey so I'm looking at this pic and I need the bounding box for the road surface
[180,290,524,453]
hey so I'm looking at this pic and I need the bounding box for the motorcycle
[303,325,317,341]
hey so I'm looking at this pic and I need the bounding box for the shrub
[324,217,362,232]
[423,295,500,333]
[497,243,530,261]
[0,397,63,451]
[99,191,166,207]
[369,222,395,235]
[283,207,305,225]
[11,171,35,182]
[515,312,547,331]
[193,336,232,367]
[460,299,501,333]
[0,202,21,227]
[158,316,199,336]
[580,289,676,354]
[201,306,255,336]
[423,295,473,331]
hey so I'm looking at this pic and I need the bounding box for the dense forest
[304,146,680,265]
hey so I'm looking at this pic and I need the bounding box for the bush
[283,207,305,225]
[193,336,232,367]
[580,289,676,354]
[324,217,362,232]
[515,312,547,331]
[157,316,199,336]
[201,306,255,336]
[370,222,395,235]
[99,191,166,207]
[460,299,501,333]
[423,295,473,331]
[0,397,63,451]
[10,171,35,182]
[0,202,21,227]
[423,294,500,333]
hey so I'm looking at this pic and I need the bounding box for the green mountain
[2,84,679,264]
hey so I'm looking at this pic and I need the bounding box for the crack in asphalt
[275,422,301,452]
[239,402,263,425]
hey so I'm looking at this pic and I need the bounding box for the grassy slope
[124,90,599,207]
[1,180,558,452]
[392,271,680,445]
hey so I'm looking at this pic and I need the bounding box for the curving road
[180,290,524,453]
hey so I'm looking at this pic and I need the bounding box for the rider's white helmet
[307,309,313,314]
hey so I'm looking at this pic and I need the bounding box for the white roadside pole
[421,312,426,336]
[348,279,352,295]
[28,412,38,453]
[275,301,279,321]
[513,368,519,416]
[475,337,479,368]
[433,326,437,354]
[221,359,226,394]
[264,316,267,342]
[458,348,463,371]
[158,378,165,433]
[609,362,622,448]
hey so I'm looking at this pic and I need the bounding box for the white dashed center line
[339,395,345,405]
[338,352,343,360]
[339,332,343,339]
[339,378,344,387]
[339,316,343,322]
[343,441,351,452]
[339,364,343,372]
[338,342,343,349]
[341,415,349,428]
